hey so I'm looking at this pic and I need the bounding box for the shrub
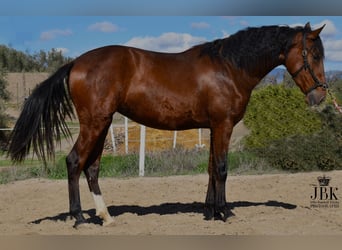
[244,84,322,148]
[251,106,342,171]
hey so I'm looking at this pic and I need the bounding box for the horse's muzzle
[306,89,326,106]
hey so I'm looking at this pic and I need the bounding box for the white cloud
[88,21,119,33]
[40,29,72,41]
[324,39,342,62]
[313,19,337,37]
[325,50,342,62]
[190,22,210,29]
[125,32,206,53]
[289,22,304,28]
[324,39,342,51]
[56,47,69,55]
[221,30,230,38]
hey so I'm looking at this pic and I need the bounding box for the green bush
[244,83,342,172]
[244,84,322,148]
[251,106,342,171]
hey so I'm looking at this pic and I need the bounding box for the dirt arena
[0,171,341,235]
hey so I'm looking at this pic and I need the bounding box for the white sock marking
[91,192,114,225]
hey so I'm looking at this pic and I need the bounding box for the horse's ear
[310,24,326,39]
[304,22,311,30]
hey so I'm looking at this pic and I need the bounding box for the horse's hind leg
[66,147,86,227]
[66,116,113,227]
[84,157,114,226]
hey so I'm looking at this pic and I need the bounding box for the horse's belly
[118,99,208,130]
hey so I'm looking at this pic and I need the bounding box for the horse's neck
[251,45,284,77]
[239,56,282,92]
[221,30,287,88]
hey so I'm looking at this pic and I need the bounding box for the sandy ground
[0,171,341,235]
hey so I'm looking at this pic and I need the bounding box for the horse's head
[284,22,327,106]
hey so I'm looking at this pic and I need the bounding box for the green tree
[46,48,72,73]
[33,50,48,71]
[0,65,10,149]
[0,45,73,73]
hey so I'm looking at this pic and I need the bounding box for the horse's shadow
[30,200,297,226]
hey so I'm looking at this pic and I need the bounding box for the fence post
[124,117,128,154]
[109,124,116,154]
[196,128,205,148]
[173,131,177,148]
[139,125,146,177]
[198,128,202,146]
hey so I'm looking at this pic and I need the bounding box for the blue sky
[1,16,342,71]
[0,1,230,15]
[1,1,341,15]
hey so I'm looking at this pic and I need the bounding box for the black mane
[199,25,324,73]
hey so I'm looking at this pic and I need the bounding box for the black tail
[8,62,75,164]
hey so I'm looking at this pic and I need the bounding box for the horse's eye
[313,54,320,61]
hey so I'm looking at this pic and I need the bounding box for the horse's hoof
[203,205,215,220]
[102,217,115,227]
[215,207,235,222]
[224,209,235,221]
[73,219,88,229]
[204,204,234,222]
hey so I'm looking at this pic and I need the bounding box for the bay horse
[8,22,327,227]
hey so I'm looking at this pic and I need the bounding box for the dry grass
[108,123,210,155]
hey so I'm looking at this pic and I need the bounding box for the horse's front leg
[204,121,233,221]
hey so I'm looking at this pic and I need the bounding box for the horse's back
[67,45,214,129]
